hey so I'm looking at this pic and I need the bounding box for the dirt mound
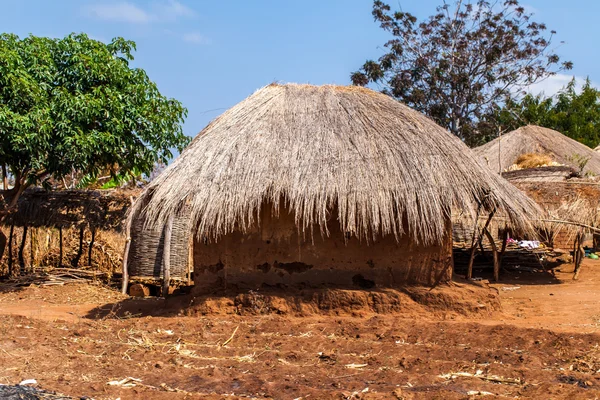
[184,282,500,318]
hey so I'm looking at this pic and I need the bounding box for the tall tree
[496,78,600,148]
[0,33,190,262]
[351,0,572,146]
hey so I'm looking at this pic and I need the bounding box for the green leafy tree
[496,78,600,148]
[0,33,190,260]
[351,0,572,146]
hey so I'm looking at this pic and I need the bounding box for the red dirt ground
[2,260,600,399]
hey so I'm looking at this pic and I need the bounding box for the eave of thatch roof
[474,125,600,175]
[1,189,136,230]
[134,83,540,245]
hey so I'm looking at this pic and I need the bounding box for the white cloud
[87,2,152,23]
[158,0,195,21]
[86,0,195,24]
[182,32,210,45]
[526,74,595,97]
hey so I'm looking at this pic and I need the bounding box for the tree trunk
[0,229,6,265]
[7,224,14,276]
[2,164,7,191]
[18,226,28,275]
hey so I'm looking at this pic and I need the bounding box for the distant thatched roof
[475,125,600,175]
[134,83,540,245]
[1,189,136,231]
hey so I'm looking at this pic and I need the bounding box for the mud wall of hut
[193,204,453,290]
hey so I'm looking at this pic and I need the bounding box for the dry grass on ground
[2,261,600,399]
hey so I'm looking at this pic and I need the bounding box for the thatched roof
[1,189,136,231]
[475,125,600,175]
[512,181,600,241]
[134,83,540,245]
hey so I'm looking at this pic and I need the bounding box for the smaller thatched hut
[124,84,541,293]
[474,126,600,277]
[0,189,136,276]
[476,125,600,176]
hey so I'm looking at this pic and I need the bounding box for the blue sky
[1,0,598,139]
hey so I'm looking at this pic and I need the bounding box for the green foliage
[0,33,189,196]
[495,78,600,148]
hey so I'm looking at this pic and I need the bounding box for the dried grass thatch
[133,83,540,245]
[1,189,136,231]
[514,153,557,169]
[475,125,600,175]
[512,181,600,244]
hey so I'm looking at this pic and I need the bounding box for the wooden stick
[537,219,600,234]
[162,214,174,298]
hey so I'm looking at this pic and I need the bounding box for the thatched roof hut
[125,83,539,291]
[475,125,600,176]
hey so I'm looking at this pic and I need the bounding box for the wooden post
[7,224,14,276]
[162,215,174,297]
[88,227,96,267]
[72,226,85,268]
[121,196,136,294]
[466,205,482,280]
[484,227,500,281]
[18,226,27,275]
[499,229,509,270]
[573,233,585,280]
[467,209,495,279]
[30,227,35,272]
[58,227,63,267]
[121,220,133,294]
